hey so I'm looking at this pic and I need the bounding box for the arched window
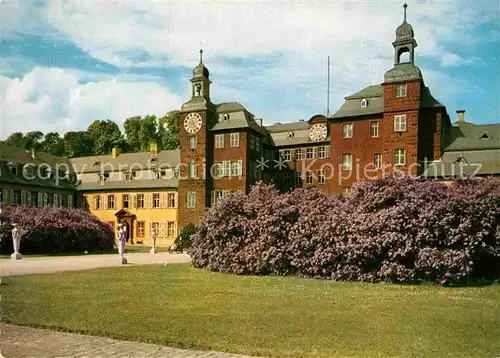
[397,47,410,64]
[194,84,202,97]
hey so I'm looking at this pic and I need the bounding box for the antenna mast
[327,56,330,116]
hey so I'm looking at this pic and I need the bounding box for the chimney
[111,147,120,159]
[456,110,465,122]
[149,142,158,155]
[255,118,263,127]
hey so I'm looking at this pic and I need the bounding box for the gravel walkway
[0,324,259,358]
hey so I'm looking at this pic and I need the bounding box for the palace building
[1,4,498,242]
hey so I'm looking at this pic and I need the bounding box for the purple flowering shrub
[190,176,500,284]
[0,205,115,254]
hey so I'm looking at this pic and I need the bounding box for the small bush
[190,176,500,285]
[0,205,115,255]
[171,223,198,253]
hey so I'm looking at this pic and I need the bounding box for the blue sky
[1,0,499,139]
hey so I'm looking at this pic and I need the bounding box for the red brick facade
[177,8,452,229]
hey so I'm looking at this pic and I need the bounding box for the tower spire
[403,3,408,22]
[199,42,203,63]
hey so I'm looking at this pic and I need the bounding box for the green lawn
[2,264,499,357]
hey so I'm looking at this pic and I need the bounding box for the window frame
[342,123,353,138]
[230,132,240,147]
[394,149,406,166]
[215,134,224,148]
[394,115,407,132]
[370,121,379,138]
[341,154,353,171]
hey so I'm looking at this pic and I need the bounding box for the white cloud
[0,67,183,139]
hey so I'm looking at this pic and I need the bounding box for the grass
[2,264,499,358]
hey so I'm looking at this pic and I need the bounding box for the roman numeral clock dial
[184,112,203,134]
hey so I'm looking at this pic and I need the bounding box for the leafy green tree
[4,132,25,148]
[139,115,159,151]
[23,131,44,151]
[123,116,142,152]
[63,131,95,158]
[158,110,180,150]
[41,132,65,157]
[87,120,125,155]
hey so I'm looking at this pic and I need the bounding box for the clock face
[309,123,328,142]
[184,113,203,134]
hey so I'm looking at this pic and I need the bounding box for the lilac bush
[0,205,115,254]
[190,176,500,285]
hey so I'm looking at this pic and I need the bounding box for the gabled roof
[210,102,268,137]
[421,149,500,177]
[444,122,500,152]
[0,142,73,169]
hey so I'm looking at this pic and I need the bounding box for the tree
[4,132,25,148]
[41,132,65,157]
[139,115,159,151]
[87,120,125,155]
[23,131,44,151]
[63,131,95,158]
[123,116,142,152]
[158,110,180,150]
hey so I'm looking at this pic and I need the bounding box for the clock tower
[178,49,216,230]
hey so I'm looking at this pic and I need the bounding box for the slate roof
[329,84,443,119]
[444,121,500,151]
[69,150,181,174]
[421,149,500,177]
[0,143,76,190]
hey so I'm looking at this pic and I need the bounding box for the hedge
[189,175,500,285]
[0,205,115,255]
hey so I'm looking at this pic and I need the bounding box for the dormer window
[288,132,294,139]
[480,132,491,140]
[360,99,368,108]
[93,161,100,166]
[455,154,468,163]
[223,113,229,121]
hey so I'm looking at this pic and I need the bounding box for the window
[370,121,379,137]
[249,134,255,149]
[212,190,224,205]
[342,154,353,170]
[94,195,101,210]
[342,187,351,196]
[230,133,240,147]
[231,160,243,177]
[189,136,197,150]
[374,153,382,170]
[152,222,160,236]
[306,171,313,184]
[187,192,196,208]
[396,84,407,98]
[137,194,145,208]
[394,149,406,166]
[30,191,38,207]
[107,195,115,209]
[255,137,261,152]
[12,190,21,206]
[136,222,145,237]
[285,173,292,186]
[98,173,109,183]
[295,148,303,160]
[189,162,197,178]
[10,166,18,175]
[394,115,407,132]
[360,99,368,108]
[288,132,294,138]
[283,150,292,161]
[123,194,130,208]
[124,172,132,181]
[306,148,314,159]
[153,193,160,208]
[318,146,327,159]
[318,170,325,184]
[223,161,231,177]
[215,134,224,148]
[168,193,176,208]
[68,195,73,208]
[342,123,353,138]
[295,172,302,185]
[167,222,176,237]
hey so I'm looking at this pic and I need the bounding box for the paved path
[0,324,258,358]
[0,252,191,277]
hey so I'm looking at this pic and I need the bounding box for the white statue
[150,228,157,254]
[11,223,26,260]
[117,223,128,264]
